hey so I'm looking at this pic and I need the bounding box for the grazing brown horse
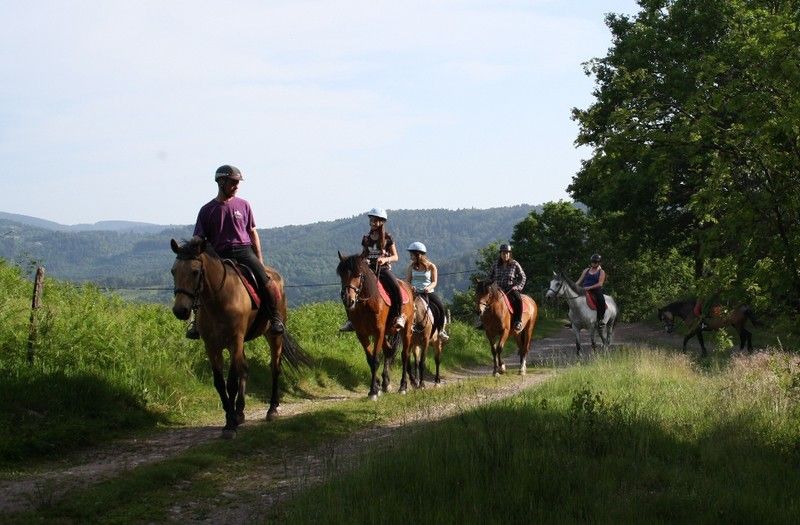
[337,253,415,399]
[408,292,449,387]
[658,298,762,356]
[170,238,307,438]
[474,280,538,376]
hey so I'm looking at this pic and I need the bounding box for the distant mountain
[0,212,173,234]
[0,205,540,305]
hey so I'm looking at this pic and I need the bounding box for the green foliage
[570,0,800,316]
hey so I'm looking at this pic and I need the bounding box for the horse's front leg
[266,333,283,421]
[398,328,413,394]
[434,340,442,385]
[226,340,248,429]
[207,348,233,434]
[495,333,508,376]
[697,330,707,357]
[418,340,429,389]
[358,333,381,400]
[572,325,582,356]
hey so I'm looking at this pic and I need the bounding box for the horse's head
[337,252,369,310]
[170,238,207,320]
[657,307,675,333]
[545,271,566,299]
[474,279,496,317]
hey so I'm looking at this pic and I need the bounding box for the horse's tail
[281,331,313,369]
[742,305,763,327]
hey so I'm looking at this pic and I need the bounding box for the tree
[571,0,800,312]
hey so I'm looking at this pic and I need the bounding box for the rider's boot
[264,287,285,335]
[186,320,200,340]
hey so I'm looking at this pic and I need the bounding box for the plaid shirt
[488,259,526,292]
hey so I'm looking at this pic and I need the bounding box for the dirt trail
[0,322,686,517]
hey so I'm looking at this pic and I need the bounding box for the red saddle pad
[378,281,409,306]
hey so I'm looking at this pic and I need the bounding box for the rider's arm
[249,226,263,263]
[379,242,398,266]
[514,262,526,291]
[405,264,413,284]
[428,263,438,292]
[596,269,606,288]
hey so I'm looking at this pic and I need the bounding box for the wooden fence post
[27,266,45,364]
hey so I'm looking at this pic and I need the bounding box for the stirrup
[513,321,523,333]
[186,322,200,340]
[394,314,406,329]
[439,329,450,341]
[339,320,355,332]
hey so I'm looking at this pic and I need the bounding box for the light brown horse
[170,238,307,438]
[408,292,449,387]
[475,280,538,376]
[658,298,761,356]
[337,253,415,399]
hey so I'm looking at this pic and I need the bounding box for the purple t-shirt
[193,197,256,253]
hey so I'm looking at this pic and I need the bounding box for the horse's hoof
[433,381,441,388]
[221,428,237,440]
[500,364,506,373]
[267,407,278,421]
[369,393,379,401]
[519,368,527,376]
[237,413,246,425]
[399,388,407,395]
[493,371,501,377]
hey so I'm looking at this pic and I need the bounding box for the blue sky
[0,1,639,227]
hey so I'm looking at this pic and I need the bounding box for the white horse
[546,271,618,355]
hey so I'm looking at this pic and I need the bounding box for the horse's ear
[338,250,344,261]
[170,238,180,254]
[552,270,557,277]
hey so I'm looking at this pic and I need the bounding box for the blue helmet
[407,241,427,254]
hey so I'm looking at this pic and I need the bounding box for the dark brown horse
[337,253,416,399]
[171,238,307,438]
[408,292,449,388]
[658,298,761,356]
[474,280,538,376]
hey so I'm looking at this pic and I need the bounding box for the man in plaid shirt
[488,243,526,332]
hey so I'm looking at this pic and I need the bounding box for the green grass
[0,259,559,468]
[279,348,800,523]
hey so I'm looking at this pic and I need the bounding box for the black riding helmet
[499,243,512,253]
[214,164,243,182]
[590,253,602,263]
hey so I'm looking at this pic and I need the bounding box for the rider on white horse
[576,254,607,329]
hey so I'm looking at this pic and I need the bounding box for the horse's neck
[560,281,580,299]
[199,254,228,301]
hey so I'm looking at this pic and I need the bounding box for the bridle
[546,278,565,298]
[340,270,366,306]
[173,254,206,314]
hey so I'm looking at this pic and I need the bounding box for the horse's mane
[175,238,218,260]
[558,271,583,295]
[475,279,502,299]
[337,254,378,296]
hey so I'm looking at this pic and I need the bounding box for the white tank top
[411,268,432,292]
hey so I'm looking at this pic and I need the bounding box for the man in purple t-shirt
[185,164,284,338]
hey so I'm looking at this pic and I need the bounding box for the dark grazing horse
[170,238,308,438]
[657,298,761,356]
[337,253,415,399]
[474,280,538,376]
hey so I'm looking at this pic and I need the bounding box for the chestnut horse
[337,253,415,399]
[474,280,538,376]
[658,298,761,356]
[408,292,449,387]
[170,238,308,438]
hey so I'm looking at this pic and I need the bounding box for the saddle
[586,292,597,311]
[501,291,527,314]
[693,300,721,318]
[377,280,410,306]
[224,260,261,309]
